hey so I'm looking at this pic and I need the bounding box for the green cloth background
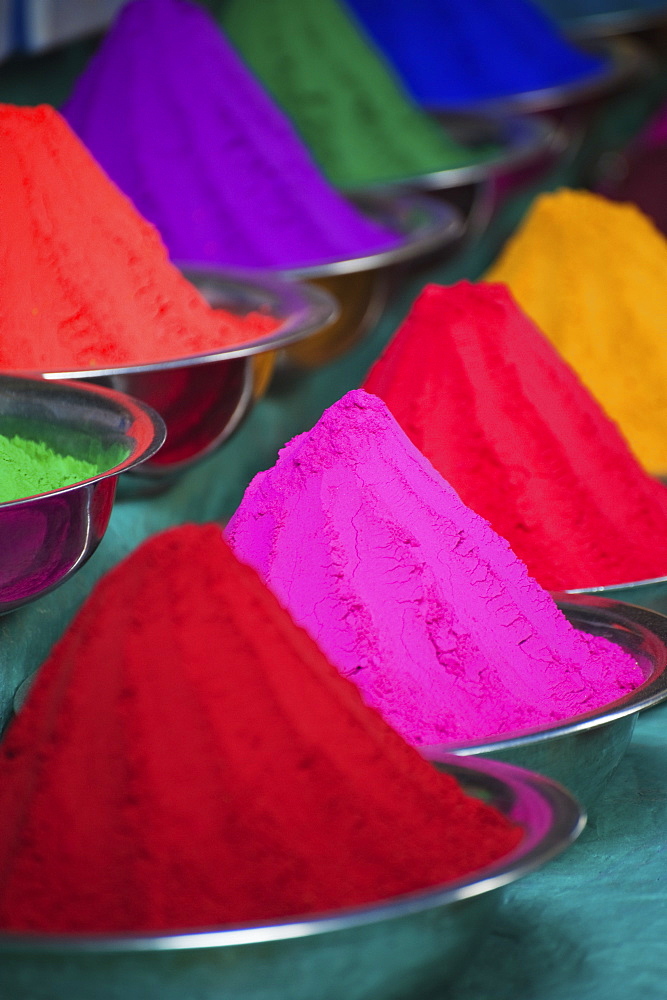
[2,32,667,998]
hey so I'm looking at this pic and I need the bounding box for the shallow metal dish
[421,594,667,809]
[566,574,667,615]
[540,2,667,39]
[25,269,336,485]
[279,190,462,368]
[439,36,647,115]
[0,755,583,1000]
[0,374,165,614]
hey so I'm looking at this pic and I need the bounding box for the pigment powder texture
[0,103,280,371]
[363,282,667,591]
[344,0,606,106]
[220,0,497,190]
[0,523,522,933]
[62,0,400,269]
[486,188,667,476]
[0,434,105,502]
[226,391,643,747]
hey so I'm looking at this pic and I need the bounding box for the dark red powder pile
[0,104,278,372]
[0,523,520,934]
[364,281,667,591]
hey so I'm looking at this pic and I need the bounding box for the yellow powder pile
[486,189,667,476]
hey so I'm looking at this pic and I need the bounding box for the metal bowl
[421,594,667,809]
[0,374,165,614]
[538,2,667,40]
[439,36,648,116]
[28,269,336,487]
[0,755,583,1000]
[279,190,463,368]
[566,574,667,615]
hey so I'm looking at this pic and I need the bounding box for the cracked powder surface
[226,390,643,746]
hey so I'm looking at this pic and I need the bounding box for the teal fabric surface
[2,37,667,999]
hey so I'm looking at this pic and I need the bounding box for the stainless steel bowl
[279,190,463,368]
[438,37,648,116]
[0,755,583,1000]
[29,269,336,486]
[0,374,165,614]
[542,2,667,40]
[421,594,667,809]
[566,575,667,615]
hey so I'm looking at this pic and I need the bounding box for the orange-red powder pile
[0,523,521,934]
[0,104,278,372]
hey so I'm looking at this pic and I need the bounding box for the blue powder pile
[344,0,607,106]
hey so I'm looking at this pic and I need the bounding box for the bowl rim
[424,36,648,115]
[10,268,337,380]
[280,189,463,279]
[0,754,583,954]
[421,594,667,756]
[559,3,667,40]
[0,374,166,508]
[346,111,565,192]
[566,573,667,593]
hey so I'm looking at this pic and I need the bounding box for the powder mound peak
[220,0,486,189]
[0,103,278,370]
[227,390,643,746]
[486,188,667,475]
[345,0,606,106]
[363,281,667,590]
[63,0,399,269]
[0,523,520,933]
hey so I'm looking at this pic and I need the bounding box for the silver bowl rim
[280,189,463,279]
[425,36,647,115]
[346,112,565,193]
[566,573,667,593]
[559,3,667,39]
[0,374,166,509]
[0,754,583,954]
[10,268,338,381]
[421,593,667,757]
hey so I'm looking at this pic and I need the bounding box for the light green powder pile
[0,433,106,503]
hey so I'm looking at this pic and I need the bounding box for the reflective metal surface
[389,112,564,191]
[0,374,165,614]
[30,269,335,484]
[451,37,647,115]
[422,595,667,808]
[550,3,667,39]
[0,756,582,1000]
[567,574,667,616]
[279,190,462,368]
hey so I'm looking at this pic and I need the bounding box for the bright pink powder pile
[226,390,643,746]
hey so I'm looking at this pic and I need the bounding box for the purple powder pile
[62,0,400,270]
[226,390,643,746]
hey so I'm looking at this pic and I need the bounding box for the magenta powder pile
[62,0,400,270]
[226,390,643,746]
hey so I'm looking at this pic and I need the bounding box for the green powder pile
[221,0,498,190]
[0,433,107,503]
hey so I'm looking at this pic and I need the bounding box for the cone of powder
[344,0,606,107]
[219,0,497,190]
[486,188,667,476]
[62,0,399,270]
[363,281,667,591]
[0,523,522,934]
[0,103,281,371]
[226,390,643,748]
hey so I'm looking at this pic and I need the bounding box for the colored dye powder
[486,188,667,476]
[363,282,667,591]
[0,433,107,502]
[62,0,400,270]
[0,104,279,371]
[220,0,498,190]
[0,523,522,934]
[226,391,643,747]
[345,0,606,106]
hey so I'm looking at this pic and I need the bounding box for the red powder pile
[0,104,278,371]
[364,282,667,591]
[0,523,520,934]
